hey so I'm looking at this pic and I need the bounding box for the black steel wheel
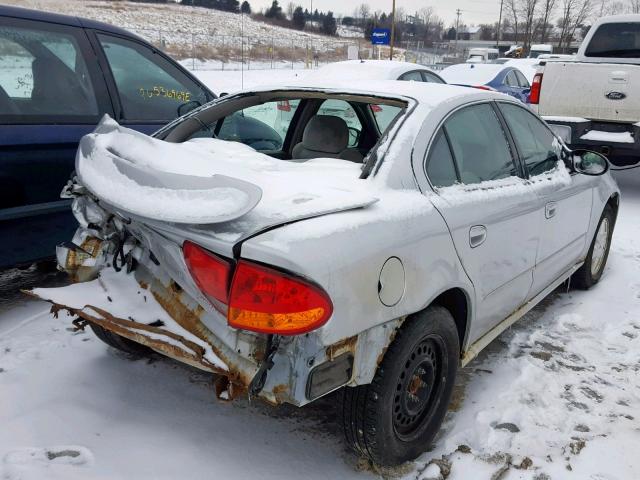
[340,306,459,466]
[89,322,152,356]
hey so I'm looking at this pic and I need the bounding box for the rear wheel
[340,306,459,466]
[572,205,614,290]
[89,323,152,356]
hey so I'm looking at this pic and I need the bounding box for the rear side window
[97,34,209,122]
[499,103,559,176]
[585,22,640,57]
[505,71,518,86]
[444,104,516,185]
[515,70,529,87]
[426,130,458,188]
[371,104,402,133]
[0,22,98,118]
[399,71,424,82]
[423,72,445,83]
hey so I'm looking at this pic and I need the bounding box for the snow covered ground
[1,176,639,479]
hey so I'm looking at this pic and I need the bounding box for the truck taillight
[183,241,233,305]
[530,73,543,104]
[277,100,291,112]
[228,260,333,335]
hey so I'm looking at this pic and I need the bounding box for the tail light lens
[228,260,333,335]
[183,241,232,305]
[277,100,291,112]
[530,73,543,104]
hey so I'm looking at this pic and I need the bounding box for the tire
[340,306,460,466]
[572,204,614,290]
[89,322,152,356]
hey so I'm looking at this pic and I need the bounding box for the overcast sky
[248,0,502,27]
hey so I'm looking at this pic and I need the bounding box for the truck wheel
[572,205,614,290]
[89,322,152,356]
[340,306,459,466]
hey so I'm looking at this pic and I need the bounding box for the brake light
[228,260,333,335]
[183,241,232,305]
[277,100,291,112]
[530,73,543,104]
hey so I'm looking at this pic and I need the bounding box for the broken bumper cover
[28,267,262,400]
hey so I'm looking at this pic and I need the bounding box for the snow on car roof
[439,63,506,86]
[305,60,437,82]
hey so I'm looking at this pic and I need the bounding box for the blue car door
[87,30,214,136]
[0,17,113,268]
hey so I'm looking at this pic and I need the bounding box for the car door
[497,102,593,297]
[88,31,213,135]
[0,16,112,268]
[425,102,540,343]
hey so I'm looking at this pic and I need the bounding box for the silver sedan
[33,80,619,466]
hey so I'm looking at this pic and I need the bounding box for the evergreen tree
[292,6,306,30]
[322,11,337,35]
[265,0,284,19]
[240,1,251,13]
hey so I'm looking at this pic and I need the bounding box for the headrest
[302,115,349,154]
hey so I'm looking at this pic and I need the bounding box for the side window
[426,130,458,188]
[371,104,402,133]
[215,100,301,151]
[399,71,424,82]
[318,99,362,147]
[444,103,517,185]
[422,72,445,84]
[515,71,530,88]
[97,34,209,122]
[499,103,559,176]
[505,71,518,87]
[0,22,98,117]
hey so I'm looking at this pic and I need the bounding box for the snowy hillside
[1,0,364,42]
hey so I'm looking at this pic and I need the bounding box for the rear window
[585,23,640,58]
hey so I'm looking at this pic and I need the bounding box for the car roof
[306,60,442,82]
[239,78,506,107]
[0,4,143,40]
[439,63,508,86]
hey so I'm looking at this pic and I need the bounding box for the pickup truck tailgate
[539,62,640,123]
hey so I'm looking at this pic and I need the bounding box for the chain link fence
[130,28,365,71]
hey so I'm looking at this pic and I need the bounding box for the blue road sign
[371,28,391,45]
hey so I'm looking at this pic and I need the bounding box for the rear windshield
[585,23,640,58]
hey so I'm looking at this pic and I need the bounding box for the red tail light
[277,100,291,112]
[228,260,333,335]
[371,104,383,113]
[530,73,543,104]
[183,241,232,305]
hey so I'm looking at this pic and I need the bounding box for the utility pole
[390,0,396,60]
[496,0,504,48]
[454,8,461,57]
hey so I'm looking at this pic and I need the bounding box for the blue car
[440,64,532,104]
[0,6,283,269]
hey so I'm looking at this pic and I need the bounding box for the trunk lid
[77,116,378,232]
[539,62,640,123]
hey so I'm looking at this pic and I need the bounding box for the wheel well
[431,288,468,351]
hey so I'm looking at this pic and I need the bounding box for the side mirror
[177,100,202,117]
[219,92,229,97]
[571,149,609,176]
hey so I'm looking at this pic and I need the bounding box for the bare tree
[519,0,540,50]
[505,0,520,43]
[630,0,640,13]
[286,2,295,20]
[539,0,556,43]
[599,0,627,14]
[358,3,370,22]
[557,0,592,51]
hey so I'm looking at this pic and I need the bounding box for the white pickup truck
[531,15,640,168]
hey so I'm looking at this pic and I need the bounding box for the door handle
[469,225,487,248]
[545,202,557,219]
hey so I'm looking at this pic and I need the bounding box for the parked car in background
[440,63,531,103]
[531,14,640,169]
[0,5,217,269]
[466,47,500,63]
[529,44,553,58]
[33,80,618,467]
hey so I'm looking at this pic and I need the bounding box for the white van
[529,44,553,58]
[466,48,499,63]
